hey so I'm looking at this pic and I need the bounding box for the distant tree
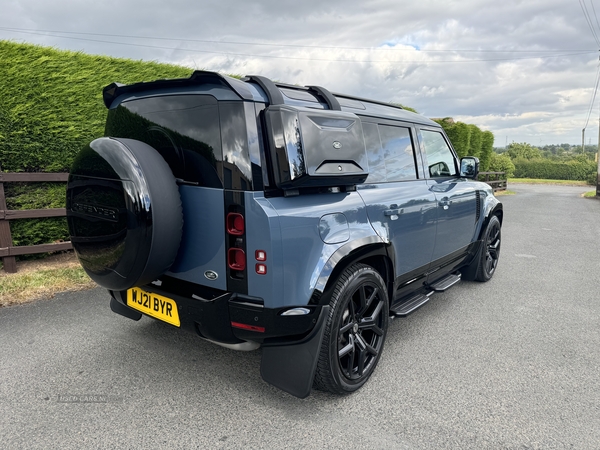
[391,102,418,113]
[400,104,418,113]
[506,142,542,160]
[489,153,515,178]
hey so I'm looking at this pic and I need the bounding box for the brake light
[226,213,244,235]
[228,248,246,271]
[256,264,267,275]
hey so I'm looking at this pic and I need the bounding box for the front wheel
[475,215,502,281]
[314,263,389,394]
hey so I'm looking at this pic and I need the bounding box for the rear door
[357,121,437,298]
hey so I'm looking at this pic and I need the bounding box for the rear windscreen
[105,95,223,188]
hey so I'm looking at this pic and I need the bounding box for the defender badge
[204,270,218,281]
[71,202,118,222]
[332,141,342,149]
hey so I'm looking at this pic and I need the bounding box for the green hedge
[513,158,597,183]
[480,131,494,171]
[0,41,192,250]
[433,118,494,170]
[0,41,191,173]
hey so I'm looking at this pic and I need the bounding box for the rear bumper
[109,282,321,346]
[109,280,329,398]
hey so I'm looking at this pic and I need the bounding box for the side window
[379,125,417,182]
[363,122,417,183]
[420,130,457,178]
[363,122,386,183]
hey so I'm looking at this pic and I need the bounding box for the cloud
[1,0,599,143]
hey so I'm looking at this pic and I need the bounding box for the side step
[428,273,461,292]
[390,292,433,317]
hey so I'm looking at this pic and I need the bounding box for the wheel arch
[479,200,503,240]
[309,238,393,306]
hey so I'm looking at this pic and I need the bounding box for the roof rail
[306,85,341,111]
[243,75,285,105]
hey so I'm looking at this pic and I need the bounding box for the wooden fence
[0,172,72,273]
[479,171,507,192]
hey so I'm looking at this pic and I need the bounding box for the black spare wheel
[66,137,183,291]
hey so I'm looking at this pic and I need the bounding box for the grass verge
[508,178,590,186]
[583,191,598,198]
[0,253,96,307]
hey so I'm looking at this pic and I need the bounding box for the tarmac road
[1,183,599,449]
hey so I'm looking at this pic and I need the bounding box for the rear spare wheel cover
[66,137,183,290]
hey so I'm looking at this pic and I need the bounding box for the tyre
[314,263,389,394]
[66,137,183,291]
[475,215,501,282]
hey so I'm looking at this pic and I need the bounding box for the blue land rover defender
[66,71,502,398]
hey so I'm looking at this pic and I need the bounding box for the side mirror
[460,157,479,179]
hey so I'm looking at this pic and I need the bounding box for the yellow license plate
[127,288,180,327]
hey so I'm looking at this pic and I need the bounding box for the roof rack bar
[244,75,285,105]
[306,85,341,111]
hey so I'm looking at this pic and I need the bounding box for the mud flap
[260,306,329,398]
[110,295,142,321]
[460,240,483,281]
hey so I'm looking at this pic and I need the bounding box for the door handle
[384,205,404,216]
[439,198,451,210]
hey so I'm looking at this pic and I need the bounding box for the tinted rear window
[105,95,223,188]
[363,122,418,183]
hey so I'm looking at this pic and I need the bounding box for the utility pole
[597,108,600,196]
[582,128,585,156]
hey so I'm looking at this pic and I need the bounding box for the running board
[390,292,433,317]
[428,273,461,292]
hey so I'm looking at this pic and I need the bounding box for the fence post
[0,176,17,273]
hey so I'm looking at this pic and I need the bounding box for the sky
[2,0,600,146]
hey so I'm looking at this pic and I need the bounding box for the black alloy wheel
[314,263,389,394]
[476,215,501,281]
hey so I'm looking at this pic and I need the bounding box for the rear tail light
[228,248,246,271]
[226,213,244,235]
[256,264,267,275]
